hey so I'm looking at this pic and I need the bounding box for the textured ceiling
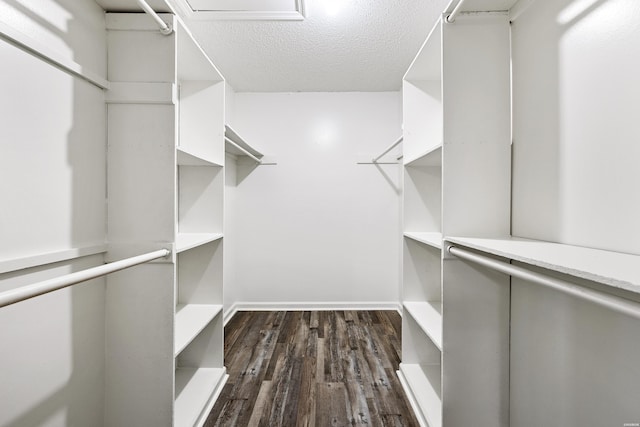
[97,0,450,92]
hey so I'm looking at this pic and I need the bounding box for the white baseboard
[224,301,402,324]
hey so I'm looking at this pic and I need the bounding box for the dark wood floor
[204,310,419,426]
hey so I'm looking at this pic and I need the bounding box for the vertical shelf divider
[105,13,227,427]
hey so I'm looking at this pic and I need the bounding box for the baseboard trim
[224,301,402,324]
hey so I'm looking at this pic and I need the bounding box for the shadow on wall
[0,0,106,425]
[511,0,611,242]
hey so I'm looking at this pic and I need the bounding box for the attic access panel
[179,0,305,19]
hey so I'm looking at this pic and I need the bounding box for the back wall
[225,91,402,311]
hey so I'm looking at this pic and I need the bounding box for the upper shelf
[404,232,443,250]
[404,20,441,82]
[445,0,520,13]
[224,125,264,162]
[176,233,223,253]
[446,236,640,295]
[176,19,224,82]
[177,147,223,167]
[405,144,442,167]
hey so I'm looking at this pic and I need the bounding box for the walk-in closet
[1,0,638,426]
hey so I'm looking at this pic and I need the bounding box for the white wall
[510,1,640,425]
[226,92,402,309]
[0,1,107,425]
[512,0,640,255]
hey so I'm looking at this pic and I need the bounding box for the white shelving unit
[105,13,227,427]
[399,2,512,426]
[403,232,442,250]
[402,1,639,426]
[446,236,640,293]
[400,17,444,427]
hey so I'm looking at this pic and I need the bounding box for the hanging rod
[372,136,403,163]
[0,248,171,309]
[136,0,173,35]
[447,244,640,320]
[445,0,468,23]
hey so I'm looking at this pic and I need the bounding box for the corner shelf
[403,301,442,350]
[175,304,223,357]
[404,232,443,249]
[446,236,640,294]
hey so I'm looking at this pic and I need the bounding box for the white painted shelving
[176,233,224,253]
[175,367,227,427]
[403,232,442,250]
[175,304,224,356]
[403,301,442,350]
[447,236,640,297]
[105,13,227,427]
[399,2,512,426]
[397,363,442,427]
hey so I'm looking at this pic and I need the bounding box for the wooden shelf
[446,236,640,294]
[405,144,442,167]
[175,304,223,356]
[404,232,443,250]
[224,124,263,159]
[176,233,223,253]
[174,367,227,427]
[404,301,442,350]
[177,147,223,167]
[397,363,442,427]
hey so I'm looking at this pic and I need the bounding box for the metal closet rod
[373,136,403,163]
[225,137,262,164]
[445,0,468,23]
[447,244,640,320]
[0,249,171,309]
[136,0,173,35]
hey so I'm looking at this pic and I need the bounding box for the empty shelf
[175,304,223,356]
[403,301,442,350]
[446,236,640,294]
[177,147,223,167]
[398,363,442,427]
[404,232,443,249]
[176,233,223,253]
[404,144,442,167]
[174,367,227,427]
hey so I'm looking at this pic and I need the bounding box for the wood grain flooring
[204,310,419,426]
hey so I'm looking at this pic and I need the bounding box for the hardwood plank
[315,382,350,427]
[296,356,317,426]
[317,311,326,338]
[246,381,272,427]
[317,337,325,383]
[212,399,247,426]
[310,311,319,329]
[346,321,360,350]
[343,350,373,425]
